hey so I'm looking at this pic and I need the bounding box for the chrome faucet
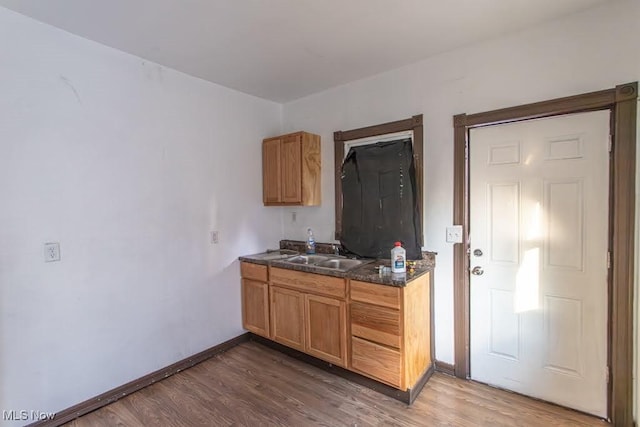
[331,244,341,256]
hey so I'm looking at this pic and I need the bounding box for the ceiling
[0,0,611,103]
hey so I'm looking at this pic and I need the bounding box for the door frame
[452,82,637,425]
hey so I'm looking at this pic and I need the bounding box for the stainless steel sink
[259,249,299,260]
[315,258,365,271]
[284,254,334,265]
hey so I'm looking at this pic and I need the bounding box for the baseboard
[27,333,250,427]
[249,333,432,405]
[434,360,455,377]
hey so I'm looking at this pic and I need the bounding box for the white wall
[0,7,282,424]
[2,0,639,423]
[282,0,640,370]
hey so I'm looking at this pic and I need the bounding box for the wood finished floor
[65,341,608,426]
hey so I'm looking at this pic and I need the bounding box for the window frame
[333,115,424,245]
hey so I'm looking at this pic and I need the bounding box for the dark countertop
[348,257,434,286]
[239,249,435,287]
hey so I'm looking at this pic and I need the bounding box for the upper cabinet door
[262,138,282,204]
[281,134,302,203]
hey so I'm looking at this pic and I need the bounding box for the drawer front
[350,280,401,309]
[270,267,345,299]
[240,262,268,282]
[351,337,401,388]
[350,302,401,349]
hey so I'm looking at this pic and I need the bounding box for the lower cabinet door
[351,337,402,388]
[241,279,269,338]
[304,294,347,367]
[270,286,305,351]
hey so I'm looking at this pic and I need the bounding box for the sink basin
[315,258,365,271]
[259,249,299,260]
[284,254,334,265]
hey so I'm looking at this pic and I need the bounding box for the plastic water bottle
[391,241,406,273]
[306,228,316,254]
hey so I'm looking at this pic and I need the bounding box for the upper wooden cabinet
[262,132,321,206]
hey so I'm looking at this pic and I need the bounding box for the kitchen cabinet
[262,132,321,206]
[240,263,269,338]
[239,259,432,395]
[305,294,347,366]
[270,285,305,351]
[270,267,347,367]
[349,274,431,390]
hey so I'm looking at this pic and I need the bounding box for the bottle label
[394,259,405,269]
[306,240,315,254]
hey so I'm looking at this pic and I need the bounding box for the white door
[469,110,609,417]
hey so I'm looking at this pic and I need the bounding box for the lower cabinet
[304,294,347,366]
[240,262,432,392]
[270,267,348,367]
[270,285,305,351]
[349,273,431,391]
[241,279,270,338]
[240,262,270,338]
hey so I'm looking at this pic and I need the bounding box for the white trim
[344,130,413,158]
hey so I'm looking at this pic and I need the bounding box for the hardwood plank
[64,341,608,427]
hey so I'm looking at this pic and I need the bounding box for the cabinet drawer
[270,267,345,299]
[241,262,268,282]
[351,302,401,349]
[351,337,401,388]
[350,280,401,309]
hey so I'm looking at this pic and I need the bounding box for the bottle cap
[394,241,402,246]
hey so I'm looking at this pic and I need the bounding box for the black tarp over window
[340,138,421,260]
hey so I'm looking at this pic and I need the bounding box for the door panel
[489,289,520,361]
[469,110,609,417]
[241,279,269,338]
[305,294,346,366]
[281,134,302,203]
[544,179,583,270]
[270,286,305,351]
[263,138,282,203]
[488,183,519,264]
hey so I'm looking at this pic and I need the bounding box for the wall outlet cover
[44,242,61,262]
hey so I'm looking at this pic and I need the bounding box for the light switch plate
[446,226,463,243]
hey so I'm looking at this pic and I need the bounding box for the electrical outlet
[210,231,219,244]
[291,211,297,223]
[446,226,463,243]
[44,242,61,262]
